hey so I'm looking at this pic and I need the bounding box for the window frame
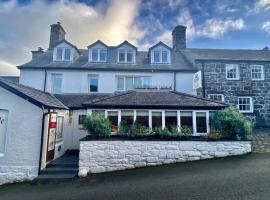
[251,65,264,81]
[237,97,254,113]
[115,76,152,91]
[89,48,107,62]
[208,94,225,102]
[51,73,63,94]
[226,64,239,80]
[56,115,64,142]
[117,49,135,63]
[151,50,169,64]
[55,47,72,62]
[88,74,99,93]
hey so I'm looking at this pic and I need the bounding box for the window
[51,74,62,94]
[121,110,134,126]
[180,111,193,131]
[226,64,239,80]
[116,76,152,91]
[136,110,149,127]
[55,48,72,61]
[151,111,162,128]
[251,65,264,80]
[0,110,8,155]
[208,94,224,102]
[78,115,87,125]
[107,111,119,133]
[152,50,169,63]
[196,112,207,133]
[209,111,216,130]
[165,111,177,132]
[88,75,99,92]
[56,116,64,140]
[92,110,105,116]
[118,49,134,63]
[90,48,107,62]
[238,97,253,113]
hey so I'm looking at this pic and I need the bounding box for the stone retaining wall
[79,140,252,176]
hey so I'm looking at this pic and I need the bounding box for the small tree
[212,106,252,140]
[83,114,111,138]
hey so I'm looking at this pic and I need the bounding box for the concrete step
[40,167,78,175]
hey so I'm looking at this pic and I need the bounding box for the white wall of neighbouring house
[19,69,45,91]
[0,87,43,185]
[176,72,196,95]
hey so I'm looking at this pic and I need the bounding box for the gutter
[38,108,49,175]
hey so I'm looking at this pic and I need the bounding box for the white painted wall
[176,73,196,95]
[0,88,43,185]
[19,70,45,91]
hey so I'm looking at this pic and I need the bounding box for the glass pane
[92,49,98,61]
[64,48,71,60]
[136,111,149,127]
[154,51,160,63]
[126,77,134,90]
[56,48,63,60]
[165,111,177,131]
[78,115,86,125]
[108,111,118,133]
[134,77,142,89]
[56,116,64,140]
[119,50,125,62]
[180,111,193,129]
[142,77,151,88]
[52,74,62,94]
[127,51,133,62]
[196,112,207,133]
[92,110,105,116]
[117,77,125,91]
[162,51,168,63]
[89,75,98,92]
[100,49,107,61]
[209,111,216,130]
[121,110,134,126]
[152,111,162,128]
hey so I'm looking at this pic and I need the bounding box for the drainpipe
[38,108,49,175]
[173,72,176,91]
[201,63,206,98]
[43,69,47,92]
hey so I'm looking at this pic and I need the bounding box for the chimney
[172,25,186,51]
[48,22,66,50]
[31,47,44,59]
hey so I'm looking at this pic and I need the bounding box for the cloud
[255,0,270,11]
[262,21,270,34]
[0,0,145,76]
[197,19,245,39]
[177,9,196,40]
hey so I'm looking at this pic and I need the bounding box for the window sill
[226,79,240,81]
[251,79,264,81]
[239,111,253,114]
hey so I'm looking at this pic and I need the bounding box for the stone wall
[197,62,270,126]
[79,140,252,176]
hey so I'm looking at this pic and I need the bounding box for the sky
[0,0,270,76]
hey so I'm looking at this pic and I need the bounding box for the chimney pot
[48,22,66,50]
[172,25,186,51]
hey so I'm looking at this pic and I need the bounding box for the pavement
[1,153,270,200]
[252,128,270,153]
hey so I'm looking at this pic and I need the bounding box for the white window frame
[117,49,135,63]
[56,115,64,142]
[55,47,72,62]
[151,50,169,64]
[51,73,63,94]
[251,65,264,81]
[237,97,254,113]
[115,76,152,91]
[226,64,239,80]
[208,94,225,102]
[89,48,107,62]
[88,74,99,93]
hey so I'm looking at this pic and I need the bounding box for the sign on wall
[193,70,202,90]
[0,110,8,154]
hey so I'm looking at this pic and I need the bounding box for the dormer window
[55,47,72,61]
[118,49,135,63]
[152,50,168,63]
[89,48,107,62]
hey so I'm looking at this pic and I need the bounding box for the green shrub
[83,114,111,138]
[152,127,171,138]
[130,122,150,137]
[212,106,252,140]
[208,130,222,140]
[179,126,193,137]
[118,121,132,136]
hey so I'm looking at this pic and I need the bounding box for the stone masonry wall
[197,62,270,126]
[79,140,251,176]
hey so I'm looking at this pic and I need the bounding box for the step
[40,167,78,175]
[35,174,76,182]
[47,163,78,168]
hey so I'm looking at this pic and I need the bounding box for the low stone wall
[0,166,38,185]
[79,140,252,176]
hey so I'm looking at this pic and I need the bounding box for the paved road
[252,128,270,153]
[1,153,270,200]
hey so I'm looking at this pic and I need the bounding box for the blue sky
[0,0,270,75]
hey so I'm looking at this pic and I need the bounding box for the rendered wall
[79,140,252,176]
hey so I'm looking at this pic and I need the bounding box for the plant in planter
[152,127,172,138]
[129,122,150,138]
[207,130,223,140]
[118,121,132,136]
[211,106,252,140]
[83,114,111,138]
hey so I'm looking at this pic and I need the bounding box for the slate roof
[82,90,229,109]
[0,76,19,83]
[182,48,270,62]
[0,79,67,109]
